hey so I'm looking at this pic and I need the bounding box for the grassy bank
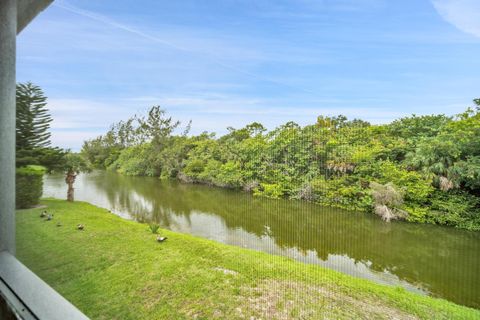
[16,200,480,319]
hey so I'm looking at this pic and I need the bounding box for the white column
[0,0,17,254]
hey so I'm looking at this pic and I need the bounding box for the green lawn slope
[16,199,480,319]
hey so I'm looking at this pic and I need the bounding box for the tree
[407,101,480,192]
[62,153,90,202]
[16,82,65,169]
[474,98,480,108]
[137,106,180,147]
[16,82,52,165]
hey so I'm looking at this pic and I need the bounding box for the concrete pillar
[0,0,17,254]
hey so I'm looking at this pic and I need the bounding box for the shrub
[403,205,430,223]
[428,190,480,229]
[215,161,244,188]
[16,165,46,209]
[196,159,221,185]
[310,177,372,211]
[294,183,316,201]
[370,182,407,222]
[177,172,193,183]
[110,145,153,176]
[253,183,284,199]
[148,223,160,234]
[182,159,206,182]
[243,180,260,192]
[357,161,434,204]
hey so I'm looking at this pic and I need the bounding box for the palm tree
[63,153,90,201]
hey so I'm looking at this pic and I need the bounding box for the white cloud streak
[53,1,317,94]
[432,0,480,38]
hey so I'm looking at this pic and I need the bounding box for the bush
[370,182,407,222]
[403,205,430,223]
[243,180,259,192]
[253,183,284,199]
[148,223,160,234]
[310,177,372,211]
[182,159,206,182]
[215,161,244,188]
[110,144,155,176]
[428,190,480,229]
[294,183,316,201]
[360,161,434,203]
[16,165,46,209]
[196,159,220,185]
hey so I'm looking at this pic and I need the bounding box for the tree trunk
[65,171,76,202]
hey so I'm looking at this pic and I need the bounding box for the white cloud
[432,0,480,38]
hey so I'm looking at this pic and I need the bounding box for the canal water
[43,171,480,308]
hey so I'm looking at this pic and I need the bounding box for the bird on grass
[46,214,53,221]
[40,211,47,218]
[156,236,167,242]
[77,224,84,230]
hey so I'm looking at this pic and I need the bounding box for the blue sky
[17,0,480,150]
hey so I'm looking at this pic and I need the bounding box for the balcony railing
[0,252,88,319]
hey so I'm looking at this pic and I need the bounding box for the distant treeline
[82,101,480,230]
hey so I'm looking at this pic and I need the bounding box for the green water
[44,171,480,309]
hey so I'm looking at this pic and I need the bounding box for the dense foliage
[82,101,480,230]
[15,165,46,209]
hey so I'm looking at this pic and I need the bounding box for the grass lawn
[16,199,480,319]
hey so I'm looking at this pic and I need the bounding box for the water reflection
[43,171,480,308]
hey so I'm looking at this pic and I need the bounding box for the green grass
[16,199,480,319]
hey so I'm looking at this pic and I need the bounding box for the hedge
[16,165,46,209]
